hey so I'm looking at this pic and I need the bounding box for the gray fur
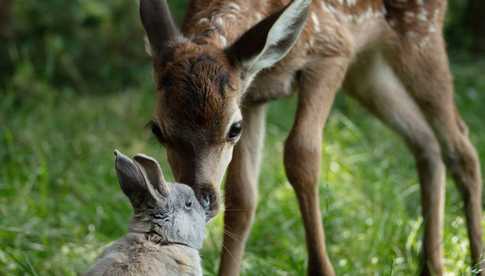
[85,150,206,276]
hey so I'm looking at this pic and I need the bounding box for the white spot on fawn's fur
[346,0,357,7]
[198,18,209,25]
[214,16,225,28]
[417,9,428,22]
[227,2,240,12]
[219,34,227,47]
[311,12,321,33]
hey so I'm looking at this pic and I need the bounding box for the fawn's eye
[149,120,166,144]
[227,121,242,141]
[185,200,193,210]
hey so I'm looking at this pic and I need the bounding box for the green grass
[1,59,485,275]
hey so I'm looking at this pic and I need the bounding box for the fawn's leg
[345,52,446,275]
[391,33,483,273]
[284,58,349,276]
[219,103,267,276]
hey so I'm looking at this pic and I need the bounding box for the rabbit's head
[114,150,206,250]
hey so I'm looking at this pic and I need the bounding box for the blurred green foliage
[2,0,136,92]
[0,0,188,94]
[445,0,472,51]
[0,0,476,95]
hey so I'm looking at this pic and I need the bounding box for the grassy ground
[1,58,485,275]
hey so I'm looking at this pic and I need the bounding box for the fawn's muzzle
[195,183,219,220]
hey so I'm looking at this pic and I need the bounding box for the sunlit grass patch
[1,61,485,275]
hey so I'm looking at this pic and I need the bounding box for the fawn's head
[140,0,310,217]
[115,150,206,249]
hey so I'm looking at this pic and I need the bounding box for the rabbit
[85,150,207,276]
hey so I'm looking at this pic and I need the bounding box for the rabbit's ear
[133,153,169,197]
[114,150,168,209]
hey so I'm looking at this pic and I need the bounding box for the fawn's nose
[173,172,220,219]
[196,183,219,220]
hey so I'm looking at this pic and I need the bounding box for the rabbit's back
[85,233,202,276]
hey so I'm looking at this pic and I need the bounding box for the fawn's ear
[140,0,181,57]
[226,0,310,82]
[114,150,169,209]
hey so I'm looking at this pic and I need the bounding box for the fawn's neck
[181,0,284,48]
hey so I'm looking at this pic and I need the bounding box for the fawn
[86,150,206,276]
[139,0,483,274]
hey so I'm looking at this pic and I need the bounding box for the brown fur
[158,46,231,132]
[144,0,483,275]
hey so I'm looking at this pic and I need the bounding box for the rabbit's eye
[185,201,193,209]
